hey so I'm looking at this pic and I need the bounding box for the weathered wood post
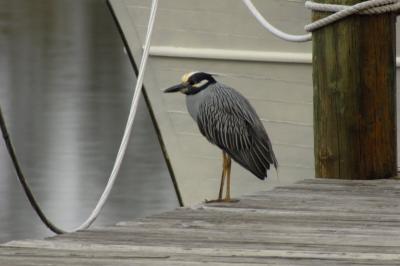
[312,0,397,179]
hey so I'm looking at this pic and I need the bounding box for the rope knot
[305,0,400,32]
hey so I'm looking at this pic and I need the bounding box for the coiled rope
[242,0,400,42]
[0,0,158,234]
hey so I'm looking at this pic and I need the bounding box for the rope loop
[242,0,312,42]
[242,0,400,42]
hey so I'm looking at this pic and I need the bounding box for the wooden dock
[1,178,400,265]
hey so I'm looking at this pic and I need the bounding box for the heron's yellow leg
[225,155,232,201]
[206,152,238,203]
[206,152,227,203]
[218,152,227,200]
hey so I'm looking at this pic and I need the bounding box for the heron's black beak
[164,83,185,93]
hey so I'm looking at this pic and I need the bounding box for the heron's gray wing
[196,85,277,179]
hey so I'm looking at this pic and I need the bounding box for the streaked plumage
[189,82,277,179]
[164,71,278,201]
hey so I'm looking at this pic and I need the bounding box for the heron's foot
[222,198,239,203]
[204,198,224,203]
[204,198,239,204]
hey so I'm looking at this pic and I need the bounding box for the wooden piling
[312,0,397,179]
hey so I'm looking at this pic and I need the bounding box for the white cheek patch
[193,79,209,88]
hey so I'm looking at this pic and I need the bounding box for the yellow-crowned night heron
[164,72,278,202]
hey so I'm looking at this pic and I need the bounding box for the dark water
[0,0,178,243]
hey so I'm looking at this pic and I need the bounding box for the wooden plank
[2,179,400,265]
[1,245,398,266]
[3,239,400,264]
[152,207,400,225]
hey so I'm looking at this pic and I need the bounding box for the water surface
[0,0,178,243]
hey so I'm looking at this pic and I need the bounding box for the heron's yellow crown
[181,71,199,83]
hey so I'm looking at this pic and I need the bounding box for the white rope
[242,0,400,42]
[307,1,400,14]
[71,0,159,232]
[305,0,400,32]
[242,0,311,42]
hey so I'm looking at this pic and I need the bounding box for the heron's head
[164,71,216,95]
